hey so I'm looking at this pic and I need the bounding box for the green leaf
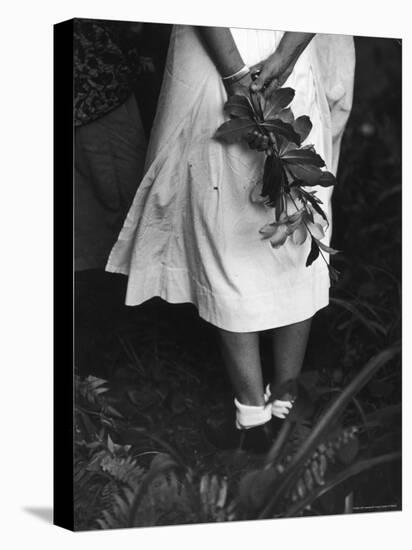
[249,91,264,120]
[300,190,328,223]
[277,135,297,156]
[261,119,301,145]
[286,208,305,225]
[261,155,286,206]
[318,171,337,187]
[306,237,320,267]
[86,375,108,388]
[94,387,108,395]
[314,238,339,255]
[214,117,257,143]
[293,115,313,142]
[308,222,325,240]
[275,193,285,221]
[264,87,295,119]
[224,94,254,119]
[288,164,323,186]
[105,405,124,418]
[150,452,177,471]
[281,148,325,167]
[107,434,115,454]
[277,107,294,124]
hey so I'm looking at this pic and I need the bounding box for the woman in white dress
[106,25,355,451]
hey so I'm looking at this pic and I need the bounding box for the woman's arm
[251,32,315,96]
[197,27,253,95]
[197,26,244,77]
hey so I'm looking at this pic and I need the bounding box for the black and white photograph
[51,6,405,536]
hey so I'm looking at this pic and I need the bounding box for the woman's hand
[250,32,315,97]
[224,73,272,152]
[224,72,272,151]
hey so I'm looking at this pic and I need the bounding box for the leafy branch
[215,87,339,278]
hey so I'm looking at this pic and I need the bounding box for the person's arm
[197,27,244,76]
[197,27,253,95]
[251,32,315,96]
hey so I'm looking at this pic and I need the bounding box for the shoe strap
[264,384,294,419]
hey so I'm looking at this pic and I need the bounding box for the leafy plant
[96,453,236,528]
[74,342,400,529]
[235,343,401,519]
[75,375,123,443]
[214,88,339,280]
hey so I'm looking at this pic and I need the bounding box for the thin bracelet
[222,65,250,84]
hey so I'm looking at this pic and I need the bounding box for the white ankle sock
[264,385,294,419]
[234,398,272,429]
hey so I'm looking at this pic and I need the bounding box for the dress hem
[106,261,331,333]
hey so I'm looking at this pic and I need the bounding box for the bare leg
[271,317,313,388]
[217,328,265,406]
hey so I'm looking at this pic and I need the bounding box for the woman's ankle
[269,378,298,401]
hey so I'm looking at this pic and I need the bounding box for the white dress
[106,25,355,332]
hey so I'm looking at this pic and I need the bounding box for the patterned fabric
[74,18,140,127]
